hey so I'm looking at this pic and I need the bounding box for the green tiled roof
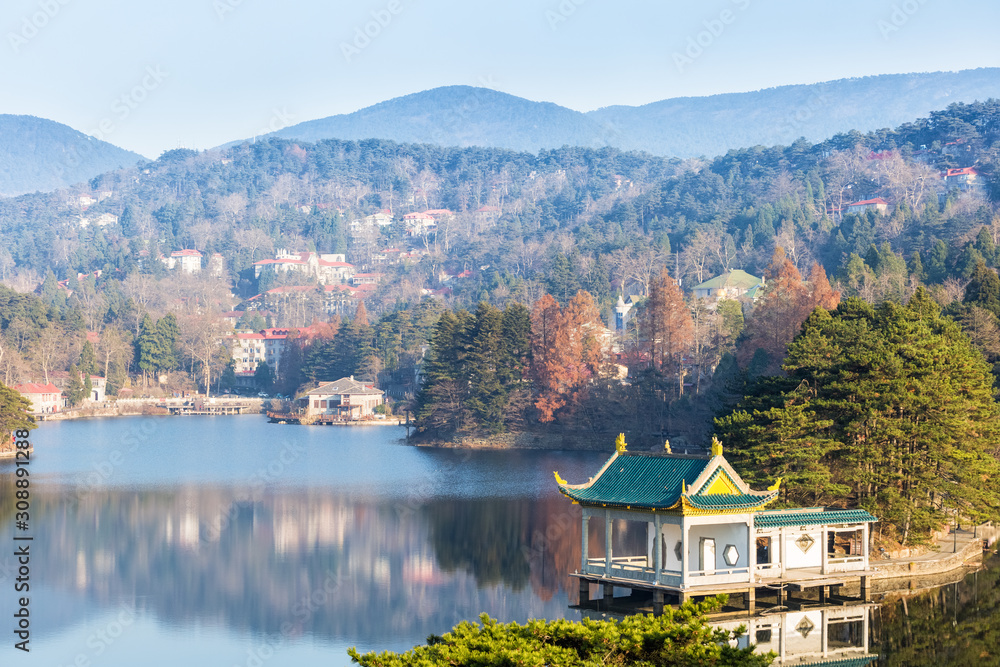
[692,270,761,291]
[559,453,710,509]
[755,508,877,528]
[686,492,777,511]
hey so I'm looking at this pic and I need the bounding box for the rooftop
[692,269,762,292]
[307,377,383,396]
[556,442,779,513]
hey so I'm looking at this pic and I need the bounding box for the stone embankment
[869,523,996,591]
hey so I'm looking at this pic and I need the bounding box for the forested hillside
[0,115,144,197]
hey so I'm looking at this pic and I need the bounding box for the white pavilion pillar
[605,509,612,576]
[862,522,870,569]
[748,514,756,583]
[821,526,829,575]
[680,515,688,587]
[581,507,589,571]
[779,526,787,577]
[654,513,662,583]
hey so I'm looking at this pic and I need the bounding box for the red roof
[847,198,889,207]
[237,333,264,340]
[317,260,353,268]
[944,167,979,177]
[13,383,60,394]
[403,212,434,220]
[171,249,203,257]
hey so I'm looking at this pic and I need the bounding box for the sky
[2,0,999,158]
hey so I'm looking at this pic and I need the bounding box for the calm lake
[0,416,995,666]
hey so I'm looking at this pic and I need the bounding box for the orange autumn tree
[741,248,841,369]
[639,268,694,397]
[530,291,607,423]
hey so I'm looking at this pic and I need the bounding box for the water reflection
[8,487,589,647]
[0,418,996,665]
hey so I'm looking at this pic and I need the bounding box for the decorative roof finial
[664,439,671,453]
[615,433,627,453]
[768,477,782,491]
[711,436,723,457]
[554,471,567,485]
[681,479,686,494]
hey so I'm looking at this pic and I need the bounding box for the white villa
[556,436,877,613]
[253,250,355,285]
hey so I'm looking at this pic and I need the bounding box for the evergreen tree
[254,361,275,392]
[415,310,473,435]
[79,340,98,377]
[717,291,1000,544]
[66,363,87,406]
[0,382,36,453]
[964,260,1000,319]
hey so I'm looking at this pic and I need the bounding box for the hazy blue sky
[3,0,999,157]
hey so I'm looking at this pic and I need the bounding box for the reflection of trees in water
[24,488,588,645]
[427,498,533,590]
[878,553,1000,665]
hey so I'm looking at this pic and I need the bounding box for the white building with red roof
[161,249,204,274]
[13,383,63,413]
[253,250,354,285]
[942,167,981,190]
[845,198,889,216]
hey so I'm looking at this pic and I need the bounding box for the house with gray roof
[301,376,384,420]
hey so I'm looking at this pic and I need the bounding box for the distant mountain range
[0,115,144,197]
[3,69,999,198]
[266,69,1000,157]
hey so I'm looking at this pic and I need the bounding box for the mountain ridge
[0,115,144,197]
[260,68,1000,158]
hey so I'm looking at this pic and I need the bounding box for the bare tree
[31,325,64,384]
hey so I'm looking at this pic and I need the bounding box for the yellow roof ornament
[768,477,782,492]
[710,436,723,457]
[615,433,627,453]
[554,471,567,485]
[664,439,671,453]
[681,479,686,494]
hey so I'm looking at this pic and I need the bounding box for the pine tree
[964,260,1000,319]
[0,382,36,453]
[66,363,87,406]
[79,340,98,377]
[717,290,1000,544]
